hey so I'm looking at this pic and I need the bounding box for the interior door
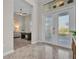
[43,7,75,48]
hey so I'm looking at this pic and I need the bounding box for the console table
[21,32,31,41]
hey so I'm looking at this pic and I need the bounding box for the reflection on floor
[4,43,72,59]
[14,38,31,50]
[45,36,71,48]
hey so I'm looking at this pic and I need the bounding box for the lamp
[15,25,20,32]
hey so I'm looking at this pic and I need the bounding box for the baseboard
[3,50,14,56]
[32,41,71,49]
[31,41,38,44]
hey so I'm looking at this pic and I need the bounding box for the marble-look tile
[14,38,31,50]
[4,43,72,59]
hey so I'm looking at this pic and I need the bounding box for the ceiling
[14,0,55,16]
[39,0,54,5]
[14,0,33,16]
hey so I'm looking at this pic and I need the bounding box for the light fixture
[16,9,27,16]
[15,24,20,32]
[56,0,64,7]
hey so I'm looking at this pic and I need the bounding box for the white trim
[37,41,71,49]
[43,5,75,15]
[3,50,14,56]
[31,41,38,44]
[25,0,35,6]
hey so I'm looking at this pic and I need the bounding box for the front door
[43,7,75,48]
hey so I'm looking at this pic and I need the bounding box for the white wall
[24,15,32,33]
[39,0,54,5]
[25,0,35,6]
[3,0,14,56]
[14,15,32,33]
[70,7,76,31]
[31,0,40,43]
[14,0,33,15]
[14,15,25,32]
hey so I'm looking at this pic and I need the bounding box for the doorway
[13,0,33,50]
[14,15,32,50]
[42,7,75,48]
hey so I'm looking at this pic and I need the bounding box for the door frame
[42,6,75,48]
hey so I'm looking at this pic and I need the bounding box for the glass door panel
[45,15,53,42]
[58,13,71,47]
[43,8,74,48]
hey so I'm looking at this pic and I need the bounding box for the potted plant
[70,30,76,39]
[70,30,76,59]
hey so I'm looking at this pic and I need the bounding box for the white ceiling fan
[16,9,27,16]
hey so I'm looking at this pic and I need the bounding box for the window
[58,13,69,36]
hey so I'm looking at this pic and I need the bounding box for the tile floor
[4,43,73,59]
[14,38,31,50]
